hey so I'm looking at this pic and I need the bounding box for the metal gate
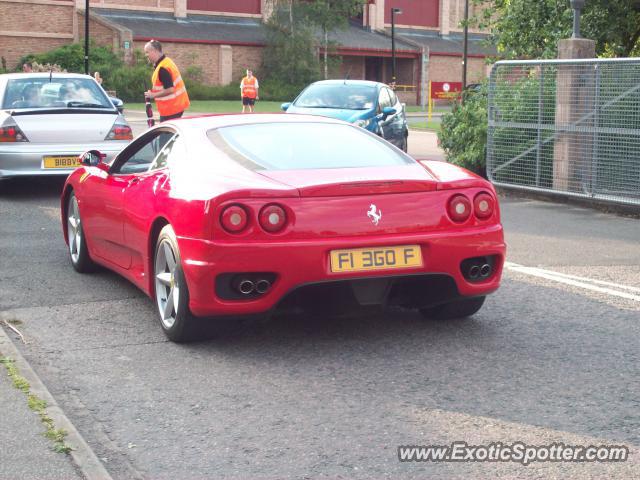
[487,58,640,206]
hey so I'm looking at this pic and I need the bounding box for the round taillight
[474,192,494,219]
[447,194,472,223]
[220,205,248,233]
[259,204,287,233]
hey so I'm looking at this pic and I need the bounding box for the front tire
[401,133,408,153]
[66,192,95,273]
[419,296,486,320]
[154,225,196,342]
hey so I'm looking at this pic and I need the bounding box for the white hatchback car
[0,72,132,179]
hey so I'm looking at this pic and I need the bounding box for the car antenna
[49,68,52,83]
[344,67,351,84]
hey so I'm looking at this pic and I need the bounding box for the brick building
[0,0,495,104]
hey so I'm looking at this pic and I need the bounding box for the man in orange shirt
[240,69,259,113]
[144,40,190,122]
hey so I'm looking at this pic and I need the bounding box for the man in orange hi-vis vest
[240,69,259,113]
[144,40,190,122]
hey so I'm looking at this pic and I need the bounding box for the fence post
[553,38,596,192]
[536,67,544,187]
[589,64,601,196]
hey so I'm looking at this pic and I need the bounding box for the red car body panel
[61,115,506,318]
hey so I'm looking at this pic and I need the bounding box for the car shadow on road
[0,177,67,199]
[191,303,479,349]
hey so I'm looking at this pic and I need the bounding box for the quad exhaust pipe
[463,257,493,281]
[238,279,255,295]
[235,277,272,295]
[255,279,271,294]
[480,263,491,277]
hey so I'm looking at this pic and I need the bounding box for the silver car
[0,73,132,179]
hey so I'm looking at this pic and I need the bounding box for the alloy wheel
[67,196,82,264]
[155,240,180,329]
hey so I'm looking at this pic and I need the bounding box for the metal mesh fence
[487,59,640,206]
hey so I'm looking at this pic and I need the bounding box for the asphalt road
[0,174,639,478]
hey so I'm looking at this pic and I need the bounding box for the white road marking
[504,262,640,302]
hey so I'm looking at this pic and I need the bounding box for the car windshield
[207,122,412,170]
[294,84,377,110]
[2,78,112,110]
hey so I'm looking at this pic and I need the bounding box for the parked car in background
[282,80,409,152]
[0,73,132,180]
[61,114,504,342]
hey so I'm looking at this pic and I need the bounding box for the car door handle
[128,177,140,186]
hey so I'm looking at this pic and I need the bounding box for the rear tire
[419,296,486,320]
[154,225,197,342]
[66,191,96,273]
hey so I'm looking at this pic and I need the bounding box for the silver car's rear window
[207,122,412,170]
[2,78,113,110]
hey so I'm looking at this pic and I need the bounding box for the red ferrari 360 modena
[61,114,505,342]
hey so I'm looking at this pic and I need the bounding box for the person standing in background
[143,40,190,122]
[94,71,103,85]
[240,69,259,113]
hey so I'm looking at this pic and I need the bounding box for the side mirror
[281,102,291,112]
[79,150,106,168]
[381,106,397,119]
[110,97,124,113]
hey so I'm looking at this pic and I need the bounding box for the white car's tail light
[447,194,472,223]
[220,205,249,233]
[105,123,133,141]
[474,192,495,219]
[258,204,287,233]
[0,121,28,143]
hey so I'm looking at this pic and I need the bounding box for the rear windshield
[207,122,412,170]
[2,78,113,110]
[294,84,377,110]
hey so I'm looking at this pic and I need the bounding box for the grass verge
[409,121,442,133]
[0,356,72,454]
[126,100,286,114]
[125,100,452,115]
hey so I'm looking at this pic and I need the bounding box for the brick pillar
[219,45,233,85]
[175,0,186,18]
[440,0,450,35]
[122,30,134,65]
[553,38,596,191]
[367,0,385,31]
[261,0,274,21]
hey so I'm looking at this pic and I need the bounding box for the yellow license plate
[330,245,423,273]
[43,156,81,169]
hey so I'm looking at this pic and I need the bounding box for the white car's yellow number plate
[43,155,81,169]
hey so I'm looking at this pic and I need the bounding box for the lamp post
[391,7,402,83]
[84,0,89,74]
[570,0,586,38]
[462,0,469,99]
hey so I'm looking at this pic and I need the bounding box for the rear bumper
[178,226,506,317]
[0,142,126,178]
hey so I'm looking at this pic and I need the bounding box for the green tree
[302,0,366,79]
[262,1,319,90]
[19,42,124,74]
[438,84,489,175]
[473,0,640,59]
